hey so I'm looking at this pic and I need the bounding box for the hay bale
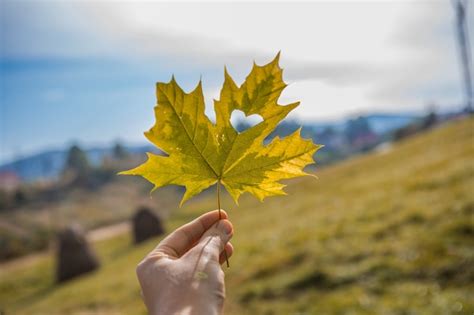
[132,207,164,244]
[56,225,100,283]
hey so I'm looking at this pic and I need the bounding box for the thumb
[189,219,233,262]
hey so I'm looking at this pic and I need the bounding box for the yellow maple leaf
[120,53,322,206]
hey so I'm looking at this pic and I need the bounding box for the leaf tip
[117,167,138,176]
[274,51,281,64]
[170,74,176,84]
[252,59,258,70]
[229,193,240,206]
[194,79,203,93]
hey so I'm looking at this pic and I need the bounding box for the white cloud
[86,1,468,116]
[4,1,471,119]
[281,80,375,120]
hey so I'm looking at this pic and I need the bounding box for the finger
[187,219,233,263]
[219,242,234,265]
[152,210,228,258]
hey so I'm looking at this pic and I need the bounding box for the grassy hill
[1,117,473,315]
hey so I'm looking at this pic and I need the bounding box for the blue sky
[0,1,472,163]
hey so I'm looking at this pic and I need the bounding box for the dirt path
[0,220,30,237]
[0,220,130,270]
[87,221,130,242]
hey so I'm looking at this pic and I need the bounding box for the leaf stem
[217,180,229,268]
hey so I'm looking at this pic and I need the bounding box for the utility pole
[453,0,473,113]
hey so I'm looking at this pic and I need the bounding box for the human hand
[136,210,234,315]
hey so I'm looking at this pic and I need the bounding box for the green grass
[1,117,473,315]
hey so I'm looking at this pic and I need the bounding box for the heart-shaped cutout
[230,110,264,132]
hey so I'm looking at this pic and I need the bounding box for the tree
[344,117,373,143]
[64,145,90,176]
[113,142,128,160]
[422,105,438,130]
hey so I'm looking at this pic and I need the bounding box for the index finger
[151,209,229,259]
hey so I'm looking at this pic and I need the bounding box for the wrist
[149,298,220,315]
[150,305,219,315]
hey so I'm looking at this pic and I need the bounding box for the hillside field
[1,117,473,315]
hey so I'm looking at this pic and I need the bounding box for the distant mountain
[364,114,419,134]
[0,113,420,183]
[305,113,419,135]
[0,144,158,182]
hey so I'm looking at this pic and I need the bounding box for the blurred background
[0,1,473,314]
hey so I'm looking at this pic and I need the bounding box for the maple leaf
[120,53,322,206]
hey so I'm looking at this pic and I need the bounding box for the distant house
[351,132,379,150]
[0,171,21,191]
[345,116,379,151]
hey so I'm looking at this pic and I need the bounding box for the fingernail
[218,220,232,235]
